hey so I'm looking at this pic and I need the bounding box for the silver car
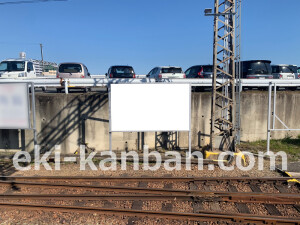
[146,66,186,79]
[271,64,297,79]
[57,62,90,79]
[56,62,91,93]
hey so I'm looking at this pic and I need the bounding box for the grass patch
[239,135,300,162]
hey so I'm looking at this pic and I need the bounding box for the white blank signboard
[0,83,30,129]
[110,84,190,132]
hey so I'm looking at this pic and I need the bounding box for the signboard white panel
[110,84,190,132]
[0,83,30,129]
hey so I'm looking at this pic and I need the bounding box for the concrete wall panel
[1,91,299,154]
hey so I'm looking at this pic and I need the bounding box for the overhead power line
[0,0,67,5]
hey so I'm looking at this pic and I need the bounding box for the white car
[146,66,186,79]
[271,64,297,79]
[0,59,36,78]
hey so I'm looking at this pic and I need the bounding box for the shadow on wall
[25,93,109,154]
[0,130,24,150]
[155,132,180,150]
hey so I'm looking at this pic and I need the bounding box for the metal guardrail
[66,78,156,87]
[0,78,300,89]
[240,79,300,87]
[0,78,61,87]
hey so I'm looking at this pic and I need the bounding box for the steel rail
[0,193,299,204]
[0,202,299,224]
[0,180,299,200]
[1,176,299,182]
[0,180,197,195]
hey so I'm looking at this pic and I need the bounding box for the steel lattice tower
[235,0,242,144]
[210,0,236,151]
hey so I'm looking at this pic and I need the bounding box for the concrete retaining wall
[1,91,300,154]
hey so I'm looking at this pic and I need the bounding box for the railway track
[0,176,299,224]
[0,202,299,224]
[1,176,299,181]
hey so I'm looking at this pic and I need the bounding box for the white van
[146,66,186,79]
[0,59,37,78]
[271,64,296,79]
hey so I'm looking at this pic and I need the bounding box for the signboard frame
[108,83,192,157]
[0,82,37,148]
[0,82,31,130]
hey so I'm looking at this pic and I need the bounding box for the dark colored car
[106,65,135,78]
[185,65,223,78]
[241,60,273,79]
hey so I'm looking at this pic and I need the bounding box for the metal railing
[0,78,300,91]
[266,82,300,154]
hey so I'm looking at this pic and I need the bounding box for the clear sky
[0,0,299,74]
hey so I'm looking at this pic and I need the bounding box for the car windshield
[0,61,25,72]
[298,67,300,73]
[161,68,182,73]
[272,66,280,73]
[287,66,297,73]
[185,66,201,75]
[202,66,213,72]
[112,66,134,74]
[243,61,271,75]
[59,64,82,73]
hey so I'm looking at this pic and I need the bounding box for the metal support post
[31,82,38,150]
[188,84,192,158]
[109,132,112,153]
[235,0,242,144]
[40,44,44,75]
[108,84,112,153]
[272,83,277,130]
[267,82,272,155]
[64,79,69,94]
[188,131,192,158]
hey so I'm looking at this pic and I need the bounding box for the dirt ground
[8,155,280,177]
[0,156,287,224]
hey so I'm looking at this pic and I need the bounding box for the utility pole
[40,43,44,75]
[205,0,236,151]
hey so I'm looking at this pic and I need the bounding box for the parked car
[241,60,273,79]
[0,59,36,78]
[56,62,90,93]
[271,65,296,79]
[57,62,90,79]
[146,66,185,79]
[185,65,223,78]
[298,67,300,79]
[289,65,298,79]
[106,65,135,78]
